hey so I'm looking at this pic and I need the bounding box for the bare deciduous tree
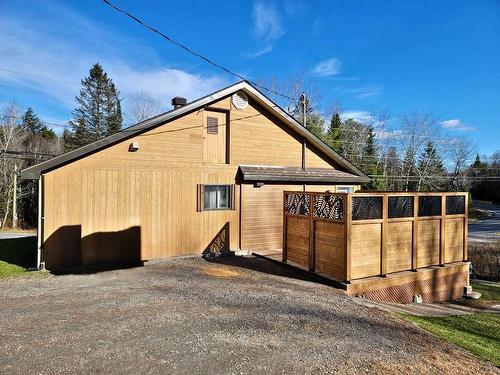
[398,111,440,191]
[124,90,163,125]
[448,137,475,191]
[0,102,25,227]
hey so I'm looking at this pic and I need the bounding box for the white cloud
[246,1,285,58]
[311,58,342,77]
[440,119,475,132]
[243,45,273,59]
[340,110,372,122]
[349,84,384,99]
[440,119,460,128]
[0,2,226,124]
[252,2,285,42]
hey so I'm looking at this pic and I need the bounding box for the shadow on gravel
[204,255,343,289]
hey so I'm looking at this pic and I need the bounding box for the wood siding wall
[41,95,354,269]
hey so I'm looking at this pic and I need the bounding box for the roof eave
[241,174,369,184]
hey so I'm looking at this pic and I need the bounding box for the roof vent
[171,96,187,109]
[232,91,248,110]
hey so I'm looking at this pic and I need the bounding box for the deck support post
[463,193,468,262]
[308,193,314,271]
[344,194,352,283]
[380,194,388,277]
[282,191,287,262]
[439,194,446,266]
[412,195,419,271]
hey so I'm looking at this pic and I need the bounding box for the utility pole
[13,164,17,228]
[300,93,307,170]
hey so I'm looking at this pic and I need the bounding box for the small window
[207,116,218,134]
[336,186,354,193]
[204,185,230,210]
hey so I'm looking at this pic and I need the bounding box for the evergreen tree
[417,141,447,191]
[66,63,122,151]
[361,126,382,190]
[22,107,44,135]
[21,107,56,141]
[293,95,324,139]
[473,153,482,168]
[325,112,342,151]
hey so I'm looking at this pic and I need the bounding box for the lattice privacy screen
[285,193,310,216]
[446,195,465,215]
[313,194,344,220]
[388,196,414,218]
[418,196,442,217]
[352,197,382,220]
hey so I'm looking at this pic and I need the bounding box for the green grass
[405,313,500,366]
[0,236,38,278]
[471,281,500,301]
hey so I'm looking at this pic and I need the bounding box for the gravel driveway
[0,256,497,374]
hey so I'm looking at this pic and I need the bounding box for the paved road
[469,200,500,243]
[0,232,35,240]
[0,257,496,374]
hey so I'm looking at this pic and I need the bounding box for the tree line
[261,74,495,194]
[0,66,498,227]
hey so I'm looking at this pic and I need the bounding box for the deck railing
[283,191,468,282]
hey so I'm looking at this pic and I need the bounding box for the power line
[0,114,70,128]
[100,0,296,103]
[0,67,80,87]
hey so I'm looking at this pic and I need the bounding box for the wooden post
[463,193,468,262]
[344,194,352,282]
[412,195,419,271]
[282,191,287,262]
[381,194,388,277]
[12,164,17,228]
[439,193,446,266]
[308,192,315,271]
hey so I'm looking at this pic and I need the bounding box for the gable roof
[21,81,369,182]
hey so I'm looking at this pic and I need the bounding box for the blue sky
[0,0,499,155]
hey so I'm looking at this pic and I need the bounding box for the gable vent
[232,91,248,110]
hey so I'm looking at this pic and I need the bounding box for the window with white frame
[336,186,354,193]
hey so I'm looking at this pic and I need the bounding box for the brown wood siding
[41,95,349,269]
[230,99,304,167]
[241,184,298,253]
[305,144,338,168]
[44,165,240,268]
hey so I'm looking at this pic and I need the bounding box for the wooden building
[21,81,369,270]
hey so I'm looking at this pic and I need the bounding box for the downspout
[35,175,45,270]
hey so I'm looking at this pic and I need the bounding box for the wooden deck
[253,251,469,304]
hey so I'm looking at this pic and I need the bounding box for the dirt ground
[0,256,497,374]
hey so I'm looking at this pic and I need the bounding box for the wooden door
[203,110,227,164]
